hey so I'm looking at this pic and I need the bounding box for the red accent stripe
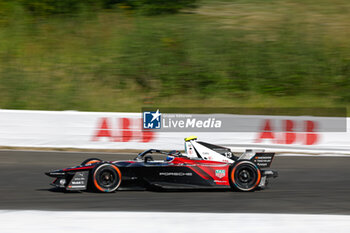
[186,166,212,180]
[63,166,94,171]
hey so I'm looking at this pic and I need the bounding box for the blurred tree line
[0,0,197,15]
[0,0,349,111]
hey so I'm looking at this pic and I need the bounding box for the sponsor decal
[214,180,227,183]
[67,172,88,190]
[215,169,225,179]
[72,181,83,185]
[187,144,194,156]
[252,154,273,167]
[159,172,192,176]
[92,117,155,142]
[49,172,65,176]
[255,119,319,145]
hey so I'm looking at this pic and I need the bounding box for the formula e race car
[46,136,278,192]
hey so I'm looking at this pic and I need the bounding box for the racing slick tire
[230,160,261,192]
[92,163,122,193]
[81,158,102,166]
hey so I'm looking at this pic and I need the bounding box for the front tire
[230,161,261,192]
[92,164,122,193]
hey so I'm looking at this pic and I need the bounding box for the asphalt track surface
[0,150,350,214]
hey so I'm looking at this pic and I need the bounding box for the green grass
[0,0,349,112]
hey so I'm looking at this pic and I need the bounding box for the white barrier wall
[0,109,349,153]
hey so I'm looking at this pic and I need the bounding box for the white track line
[0,211,350,233]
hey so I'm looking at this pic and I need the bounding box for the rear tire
[230,161,261,192]
[92,163,122,193]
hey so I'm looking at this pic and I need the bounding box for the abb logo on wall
[255,119,319,145]
[92,117,155,142]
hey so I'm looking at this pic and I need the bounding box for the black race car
[46,136,278,192]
